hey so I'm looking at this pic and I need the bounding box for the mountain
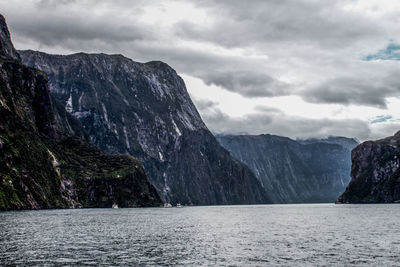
[337,131,400,203]
[0,14,162,210]
[297,136,359,151]
[19,52,269,205]
[0,15,19,61]
[216,134,358,203]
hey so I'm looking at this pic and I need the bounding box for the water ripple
[1,204,400,266]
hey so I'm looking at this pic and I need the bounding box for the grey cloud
[202,70,290,97]
[202,106,373,141]
[301,73,400,108]
[121,44,290,98]
[195,98,396,141]
[176,0,381,49]
[366,122,400,141]
[253,105,282,113]
[35,0,76,9]
[192,98,219,111]
[3,0,395,105]
[9,15,287,99]
[10,14,148,46]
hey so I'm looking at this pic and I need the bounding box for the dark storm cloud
[301,72,400,108]
[202,70,290,97]
[10,14,148,46]
[176,0,380,49]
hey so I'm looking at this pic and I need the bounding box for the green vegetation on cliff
[0,15,162,210]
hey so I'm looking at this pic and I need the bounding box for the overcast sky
[2,0,400,141]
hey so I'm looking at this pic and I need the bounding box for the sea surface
[1,204,400,266]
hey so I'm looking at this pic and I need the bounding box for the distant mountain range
[217,134,358,203]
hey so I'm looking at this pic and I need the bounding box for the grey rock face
[337,131,400,203]
[20,50,269,205]
[0,15,20,61]
[217,134,358,203]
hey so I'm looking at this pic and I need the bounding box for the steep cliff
[20,50,269,205]
[0,15,19,61]
[0,15,162,210]
[217,134,358,203]
[337,131,400,203]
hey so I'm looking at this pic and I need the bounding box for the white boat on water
[112,203,119,209]
[176,203,182,208]
[164,203,172,208]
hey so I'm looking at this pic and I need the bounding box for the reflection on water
[1,204,400,266]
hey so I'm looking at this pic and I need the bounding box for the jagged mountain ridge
[0,14,162,210]
[19,50,270,205]
[337,131,400,203]
[297,136,359,151]
[217,134,358,203]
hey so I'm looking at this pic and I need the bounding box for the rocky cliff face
[217,134,358,203]
[337,131,400,203]
[19,50,269,205]
[0,15,162,210]
[0,15,19,61]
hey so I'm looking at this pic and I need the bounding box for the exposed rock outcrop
[337,131,400,203]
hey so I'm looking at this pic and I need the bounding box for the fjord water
[1,204,399,266]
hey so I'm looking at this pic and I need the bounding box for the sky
[2,0,400,141]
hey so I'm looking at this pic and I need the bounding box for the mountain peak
[20,49,269,205]
[0,14,20,61]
